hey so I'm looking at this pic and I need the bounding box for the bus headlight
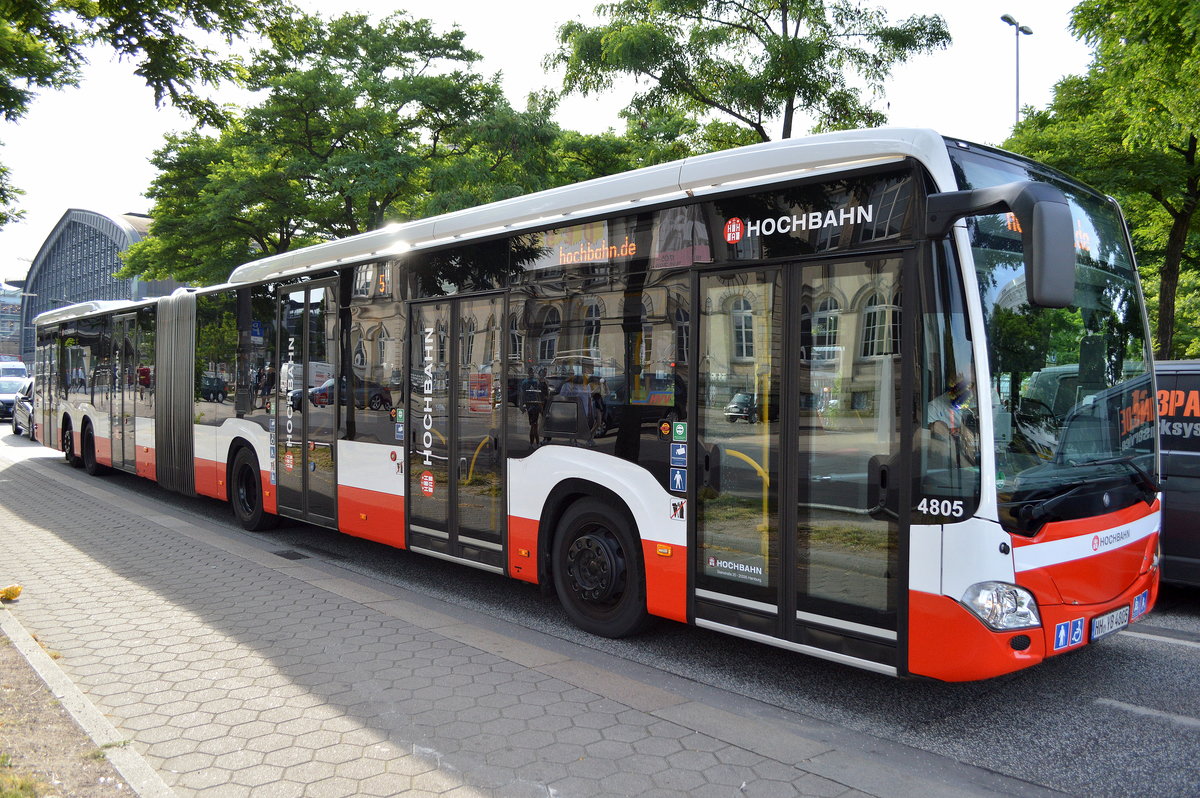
[961,582,1041,630]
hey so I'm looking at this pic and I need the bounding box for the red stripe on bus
[260,469,277,515]
[1008,500,1159,546]
[95,434,112,467]
[338,486,405,549]
[193,457,225,500]
[908,590,1045,681]
[136,445,156,481]
[507,515,539,584]
[642,540,687,623]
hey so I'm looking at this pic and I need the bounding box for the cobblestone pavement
[0,445,1049,798]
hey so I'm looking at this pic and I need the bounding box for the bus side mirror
[926,181,1075,308]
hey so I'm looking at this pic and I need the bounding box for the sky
[0,0,1092,284]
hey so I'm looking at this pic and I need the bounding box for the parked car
[10,377,33,439]
[290,377,393,411]
[724,391,778,423]
[0,375,25,421]
[1156,359,1200,587]
[199,375,227,402]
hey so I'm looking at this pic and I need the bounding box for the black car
[200,375,227,402]
[724,391,779,423]
[1156,359,1200,586]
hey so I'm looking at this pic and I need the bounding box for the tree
[1005,8,1200,360]
[0,0,277,225]
[121,126,322,284]
[547,0,949,141]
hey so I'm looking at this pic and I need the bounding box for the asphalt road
[5,430,1198,797]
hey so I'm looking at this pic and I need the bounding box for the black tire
[231,447,278,531]
[552,498,648,638]
[369,393,386,411]
[62,423,82,468]
[82,423,108,476]
[11,415,20,437]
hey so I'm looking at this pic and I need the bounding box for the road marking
[1095,698,1200,730]
[1121,629,1200,650]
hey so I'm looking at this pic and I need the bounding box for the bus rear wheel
[62,423,82,468]
[552,498,648,638]
[231,448,278,531]
[82,423,107,476]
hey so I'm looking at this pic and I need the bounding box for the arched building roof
[19,209,183,363]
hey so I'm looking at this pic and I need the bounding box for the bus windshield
[948,143,1157,534]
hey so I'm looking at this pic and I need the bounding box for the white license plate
[1091,605,1131,642]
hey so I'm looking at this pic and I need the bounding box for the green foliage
[548,0,950,140]
[1005,29,1200,359]
[124,10,715,286]
[0,0,278,228]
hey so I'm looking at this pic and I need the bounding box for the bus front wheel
[231,448,278,532]
[552,498,648,638]
[62,423,82,468]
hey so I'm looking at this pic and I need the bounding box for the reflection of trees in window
[860,290,900,357]
[732,296,754,359]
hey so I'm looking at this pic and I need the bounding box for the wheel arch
[536,479,642,593]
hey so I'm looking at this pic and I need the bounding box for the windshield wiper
[1070,454,1159,504]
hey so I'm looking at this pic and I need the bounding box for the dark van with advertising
[1156,360,1200,586]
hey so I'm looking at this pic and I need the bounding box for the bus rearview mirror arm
[926,181,1075,308]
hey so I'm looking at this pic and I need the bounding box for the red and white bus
[33,128,1161,680]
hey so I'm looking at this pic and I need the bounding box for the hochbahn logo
[723,205,875,244]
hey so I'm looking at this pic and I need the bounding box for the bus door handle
[867,454,898,520]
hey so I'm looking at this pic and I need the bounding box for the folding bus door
[693,257,906,675]
[275,281,339,526]
[407,295,504,572]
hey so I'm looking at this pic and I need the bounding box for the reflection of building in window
[861,290,901,357]
[584,301,601,356]
[674,308,690,365]
[862,179,912,242]
[462,316,477,365]
[436,321,448,365]
[814,297,840,358]
[509,313,523,361]
[732,296,754,359]
[352,264,373,297]
[539,307,560,362]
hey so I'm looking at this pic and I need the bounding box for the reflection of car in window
[289,377,393,411]
[199,375,227,402]
[723,391,778,423]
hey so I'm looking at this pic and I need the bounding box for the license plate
[1091,605,1131,642]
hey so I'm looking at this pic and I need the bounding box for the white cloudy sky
[0,0,1091,283]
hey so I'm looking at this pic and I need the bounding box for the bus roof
[226,127,957,286]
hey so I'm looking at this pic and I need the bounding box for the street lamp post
[1000,14,1033,127]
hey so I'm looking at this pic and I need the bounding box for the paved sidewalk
[0,446,1058,798]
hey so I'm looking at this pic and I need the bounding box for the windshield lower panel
[948,144,1156,535]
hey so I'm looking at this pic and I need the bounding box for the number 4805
[917,498,964,518]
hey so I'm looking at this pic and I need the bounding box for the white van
[0,362,27,379]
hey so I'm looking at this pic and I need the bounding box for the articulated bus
[33,128,1161,681]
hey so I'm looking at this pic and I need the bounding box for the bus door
[275,281,338,526]
[110,313,137,473]
[407,296,504,572]
[694,257,905,674]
